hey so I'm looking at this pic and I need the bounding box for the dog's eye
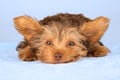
[46,41,52,45]
[69,42,75,46]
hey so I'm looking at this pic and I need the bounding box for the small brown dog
[14,13,110,64]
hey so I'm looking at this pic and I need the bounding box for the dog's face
[30,24,88,63]
[14,15,109,63]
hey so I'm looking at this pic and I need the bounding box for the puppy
[14,13,110,64]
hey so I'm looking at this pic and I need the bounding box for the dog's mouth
[51,55,81,64]
[37,52,82,64]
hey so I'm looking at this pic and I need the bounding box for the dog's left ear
[14,15,43,41]
[80,17,109,43]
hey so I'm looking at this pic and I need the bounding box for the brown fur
[14,13,110,64]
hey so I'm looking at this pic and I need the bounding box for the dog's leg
[87,42,110,57]
[18,46,37,61]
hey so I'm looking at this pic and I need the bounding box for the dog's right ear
[14,16,43,41]
[79,16,109,43]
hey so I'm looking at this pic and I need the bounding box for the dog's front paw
[18,46,37,61]
[93,45,110,57]
[19,53,37,61]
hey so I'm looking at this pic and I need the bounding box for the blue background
[0,0,119,44]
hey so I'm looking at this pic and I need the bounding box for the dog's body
[14,13,110,64]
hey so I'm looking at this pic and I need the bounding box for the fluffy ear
[80,16,109,43]
[14,16,43,41]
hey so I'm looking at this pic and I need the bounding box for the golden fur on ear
[14,16,43,41]
[80,17,109,43]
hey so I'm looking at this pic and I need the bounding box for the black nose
[54,53,62,61]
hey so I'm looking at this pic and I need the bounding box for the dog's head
[14,15,109,63]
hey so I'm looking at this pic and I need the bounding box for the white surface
[0,43,120,80]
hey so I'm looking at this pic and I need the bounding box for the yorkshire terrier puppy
[14,13,110,64]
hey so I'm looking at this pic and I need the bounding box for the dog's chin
[40,60,73,64]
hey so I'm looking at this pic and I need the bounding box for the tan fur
[14,15,43,41]
[14,13,110,64]
[80,17,109,43]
